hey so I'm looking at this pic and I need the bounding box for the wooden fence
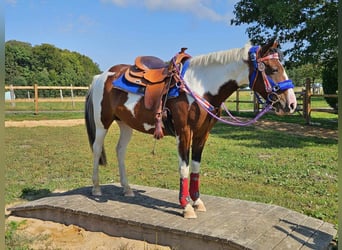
[5,81,337,123]
[5,84,89,114]
[300,78,337,124]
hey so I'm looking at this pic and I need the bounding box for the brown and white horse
[85,39,297,219]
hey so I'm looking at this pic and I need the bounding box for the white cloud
[101,0,228,22]
[59,14,97,34]
[5,0,17,6]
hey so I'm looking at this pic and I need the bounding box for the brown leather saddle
[124,48,191,110]
[124,56,169,111]
[119,48,191,139]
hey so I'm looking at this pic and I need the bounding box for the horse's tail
[85,75,107,165]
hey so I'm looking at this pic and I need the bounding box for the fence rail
[5,84,89,114]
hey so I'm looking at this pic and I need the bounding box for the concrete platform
[8,184,336,250]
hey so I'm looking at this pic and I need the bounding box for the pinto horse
[85,39,297,219]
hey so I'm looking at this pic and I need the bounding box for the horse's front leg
[177,131,197,219]
[189,136,208,212]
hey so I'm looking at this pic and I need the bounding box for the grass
[5,121,337,226]
[5,92,338,248]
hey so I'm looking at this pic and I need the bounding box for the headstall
[248,46,294,104]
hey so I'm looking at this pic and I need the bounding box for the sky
[5,0,250,71]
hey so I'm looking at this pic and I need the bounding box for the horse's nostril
[289,102,296,112]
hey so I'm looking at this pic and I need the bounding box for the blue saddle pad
[112,73,179,98]
[113,74,145,96]
[112,59,190,99]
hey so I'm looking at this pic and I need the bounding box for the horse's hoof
[123,188,135,197]
[92,187,102,196]
[193,198,207,212]
[183,204,197,219]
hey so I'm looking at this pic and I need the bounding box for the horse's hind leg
[116,121,134,197]
[92,127,107,196]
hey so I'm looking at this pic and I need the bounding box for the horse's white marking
[116,121,134,196]
[191,161,200,174]
[143,123,155,131]
[186,95,195,109]
[176,135,190,178]
[91,72,115,128]
[179,160,189,178]
[124,93,142,118]
[184,43,251,97]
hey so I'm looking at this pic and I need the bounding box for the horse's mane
[189,42,252,67]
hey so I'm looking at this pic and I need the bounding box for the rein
[171,55,273,127]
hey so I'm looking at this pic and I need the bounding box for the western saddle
[122,48,191,139]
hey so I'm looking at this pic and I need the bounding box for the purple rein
[171,53,273,127]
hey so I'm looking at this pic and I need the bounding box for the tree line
[231,0,338,110]
[5,40,101,98]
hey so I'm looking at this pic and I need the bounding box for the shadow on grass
[20,187,52,201]
[210,122,337,149]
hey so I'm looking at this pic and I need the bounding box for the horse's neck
[183,59,249,99]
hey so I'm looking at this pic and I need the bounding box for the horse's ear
[267,37,278,48]
[260,37,278,56]
[272,39,279,48]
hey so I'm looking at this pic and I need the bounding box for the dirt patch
[6,215,170,250]
[256,120,337,140]
[6,204,170,250]
[5,118,337,140]
[5,119,84,128]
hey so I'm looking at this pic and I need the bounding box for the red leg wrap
[179,178,191,208]
[190,173,200,201]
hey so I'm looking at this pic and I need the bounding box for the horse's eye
[265,67,278,75]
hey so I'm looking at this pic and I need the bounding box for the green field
[5,117,337,227]
[5,90,338,248]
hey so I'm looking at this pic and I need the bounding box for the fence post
[70,84,75,108]
[253,94,259,114]
[34,83,39,115]
[9,84,15,107]
[303,78,312,124]
[236,89,240,112]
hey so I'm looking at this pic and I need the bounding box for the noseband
[249,46,294,104]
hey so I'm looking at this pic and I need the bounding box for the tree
[5,40,101,97]
[287,64,322,87]
[5,40,34,85]
[231,0,338,109]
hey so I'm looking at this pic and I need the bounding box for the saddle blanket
[112,59,190,99]
[112,74,179,98]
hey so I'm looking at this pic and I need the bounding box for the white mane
[183,42,252,98]
[189,42,252,67]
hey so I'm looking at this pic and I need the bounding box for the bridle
[170,53,273,127]
[248,46,294,104]
[168,45,295,127]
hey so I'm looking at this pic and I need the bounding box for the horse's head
[248,38,297,115]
